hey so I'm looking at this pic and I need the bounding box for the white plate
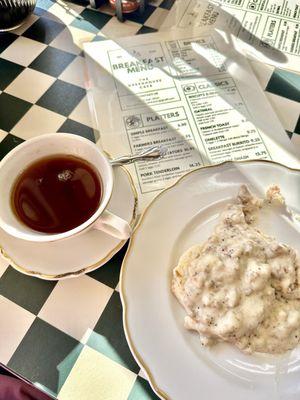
[121,161,300,400]
[0,166,137,280]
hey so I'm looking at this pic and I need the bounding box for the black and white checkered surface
[0,0,299,398]
[0,245,158,399]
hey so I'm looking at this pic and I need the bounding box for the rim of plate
[120,159,300,400]
[0,166,138,280]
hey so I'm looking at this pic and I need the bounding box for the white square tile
[100,17,140,39]
[57,346,136,400]
[1,37,47,67]
[64,0,85,14]
[0,296,35,364]
[13,14,39,35]
[38,275,113,341]
[69,95,93,127]
[0,129,7,143]
[59,56,86,88]
[11,105,66,139]
[5,68,55,104]
[50,27,82,55]
[68,26,96,50]
[47,0,82,26]
[266,92,300,132]
[144,7,169,29]
[80,327,94,345]
[291,133,300,147]
[138,367,149,380]
[0,256,9,279]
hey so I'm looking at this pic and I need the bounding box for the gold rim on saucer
[120,159,300,400]
[0,166,138,280]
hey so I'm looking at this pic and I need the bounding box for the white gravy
[172,185,300,354]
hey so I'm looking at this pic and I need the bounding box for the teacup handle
[93,210,131,240]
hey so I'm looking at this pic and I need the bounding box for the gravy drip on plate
[172,185,300,354]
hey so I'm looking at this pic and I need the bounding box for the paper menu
[162,0,300,72]
[84,27,299,211]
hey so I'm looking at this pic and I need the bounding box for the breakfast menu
[162,0,300,72]
[84,27,299,210]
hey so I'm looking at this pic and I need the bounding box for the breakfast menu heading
[84,27,299,211]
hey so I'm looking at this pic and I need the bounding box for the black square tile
[71,9,112,33]
[0,93,31,131]
[81,9,112,29]
[34,6,47,16]
[0,134,24,161]
[159,0,176,10]
[29,46,76,77]
[125,4,156,24]
[23,17,65,44]
[93,291,139,373]
[295,116,300,135]
[66,0,89,5]
[0,32,18,53]
[137,26,158,34]
[37,80,86,116]
[286,130,293,139]
[128,376,159,400]
[91,0,107,7]
[58,119,95,142]
[8,318,82,394]
[88,243,128,287]
[0,267,57,314]
[266,70,300,103]
[0,59,24,90]
[34,0,56,17]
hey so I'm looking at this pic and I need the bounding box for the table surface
[0,0,299,399]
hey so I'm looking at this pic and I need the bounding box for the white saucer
[0,167,137,280]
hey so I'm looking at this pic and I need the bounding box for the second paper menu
[162,0,300,71]
[84,27,299,210]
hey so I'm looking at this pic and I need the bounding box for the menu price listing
[84,26,298,210]
[163,0,300,71]
[123,107,203,193]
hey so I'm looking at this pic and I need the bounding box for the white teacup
[0,133,132,243]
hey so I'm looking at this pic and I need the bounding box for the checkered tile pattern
[249,60,300,141]
[0,2,174,399]
[0,0,174,143]
[0,0,299,399]
[0,244,159,399]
